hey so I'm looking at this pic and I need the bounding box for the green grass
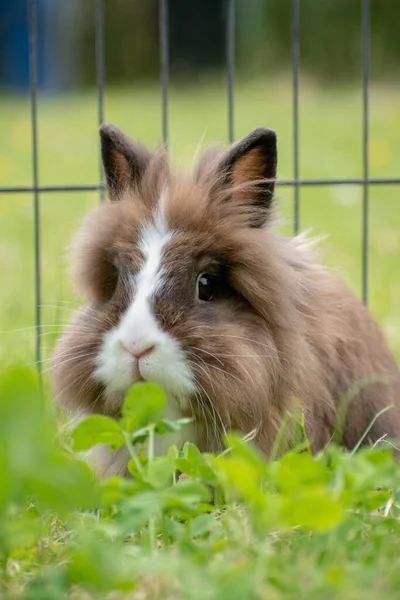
[1,368,400,600]
[1,74,400,364]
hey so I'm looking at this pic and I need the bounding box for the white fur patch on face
[94,209,196,438]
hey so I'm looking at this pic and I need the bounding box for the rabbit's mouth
[93,321,196,416]
[94,339,199,456]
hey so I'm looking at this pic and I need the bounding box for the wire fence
[2,0,400,369]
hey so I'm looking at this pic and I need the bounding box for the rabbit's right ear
[99,123,152,200]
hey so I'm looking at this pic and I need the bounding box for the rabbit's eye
[198,273,215,302]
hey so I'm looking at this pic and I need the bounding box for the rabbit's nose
[131,344,156,360]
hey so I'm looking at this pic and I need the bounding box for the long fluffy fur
[52,130,400,467]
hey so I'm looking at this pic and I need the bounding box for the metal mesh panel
[3,0,398,367]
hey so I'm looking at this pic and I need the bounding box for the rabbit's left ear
[218,128,277,227]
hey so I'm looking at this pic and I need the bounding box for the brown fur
[52,124,400,461]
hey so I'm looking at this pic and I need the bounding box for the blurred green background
[0,0,399,366]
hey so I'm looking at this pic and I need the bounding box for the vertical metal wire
[362,0,370,304]
[226,0,235,143]
[292,0,300,235]
[159,0,169,144]
[28,0,41,371]
[95,0,105,201]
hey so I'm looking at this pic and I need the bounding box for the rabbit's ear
[99,123,152,200]
[219,128,277,227]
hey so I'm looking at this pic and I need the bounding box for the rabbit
[52,123,400,477]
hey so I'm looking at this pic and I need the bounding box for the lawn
[1,76,400,600]
[1,367,400,600]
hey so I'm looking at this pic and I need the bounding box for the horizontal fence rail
[4,0,397,368]
[2,177,400,196]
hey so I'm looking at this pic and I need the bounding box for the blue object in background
[0,0,79,92]
[0,0,30,90]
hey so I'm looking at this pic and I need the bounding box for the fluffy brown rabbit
[52,124,400,476]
